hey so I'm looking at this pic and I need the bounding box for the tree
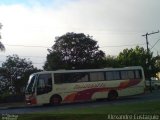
[1,54,40,94]
[0,23,5,51]
[117,46,157,78]
[104,55,119,68]
[44,32,105,70]
[117,46,148,66]
[154,55,160,70]
[153,55,160,79]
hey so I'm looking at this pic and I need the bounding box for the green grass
[18,100,160,120]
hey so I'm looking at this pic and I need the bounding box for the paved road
[0,90,159,114]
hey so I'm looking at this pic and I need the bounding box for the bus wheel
[50,95,62,105]
[108,90,118,101]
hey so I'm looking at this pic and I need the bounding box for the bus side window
[106,72,113,80]
[54,73,89,83]
[128,71,134,79]
[121,71,135,80]
[135,70,142,79]
[90,72,104,81]
[113,71,120,80]
[54,73,64,84]
[76,73,89,82]
[106,71,120,80]
[121,71,128,80]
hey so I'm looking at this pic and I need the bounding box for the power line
[0,55,46,66]
[19,55,46,58]
[150,39,160,50]
[4,44,50,48]
[0,55,46,59]
[149,44,159,52]
[0,60,45,64]
[3,43,147,49]
[100,43,145,48]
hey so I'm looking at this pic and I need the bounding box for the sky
[0,0,160,69]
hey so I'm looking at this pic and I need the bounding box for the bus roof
[34,66,143,75]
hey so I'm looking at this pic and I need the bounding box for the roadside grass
[18,100,160,120]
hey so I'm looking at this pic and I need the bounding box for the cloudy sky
[0,0,160,69]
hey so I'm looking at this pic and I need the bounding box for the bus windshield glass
[25,74,36,94]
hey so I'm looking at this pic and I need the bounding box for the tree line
[44,32,160,78]
[0,32,160,96]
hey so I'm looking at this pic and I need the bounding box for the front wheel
[50,95,62,105]
[108,91,118,101]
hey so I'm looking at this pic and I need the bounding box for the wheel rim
[108,92,117,100]
[51,97,61,105]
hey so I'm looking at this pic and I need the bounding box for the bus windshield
[25,74,36,94]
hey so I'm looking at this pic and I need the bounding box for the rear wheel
[108,91,118,101]
[50,95,62,105]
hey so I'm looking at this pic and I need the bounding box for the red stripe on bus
[63,79,141,102]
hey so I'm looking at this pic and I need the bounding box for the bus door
[36,73,52,104]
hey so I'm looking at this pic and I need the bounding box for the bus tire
[108,90,118,101]
[50,95,62,105]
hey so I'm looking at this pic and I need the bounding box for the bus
[25,66,145,105]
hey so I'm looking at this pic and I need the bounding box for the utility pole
[142,30,159,92]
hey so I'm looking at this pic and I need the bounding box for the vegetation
[0,54,40,95]
[44,32,105,70]
[116,46,158,78]
[105,55,119,68]
[103,46,160,79]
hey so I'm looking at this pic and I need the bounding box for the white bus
[25,66,145,105]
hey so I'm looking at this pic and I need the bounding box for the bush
[0,91,10,103]
[0,92,24,103]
